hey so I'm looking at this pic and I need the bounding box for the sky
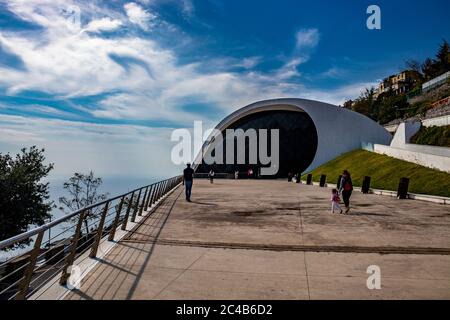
[0,0,449,180]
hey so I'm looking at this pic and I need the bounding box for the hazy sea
[1,175,161,262]
[47,176,160,220]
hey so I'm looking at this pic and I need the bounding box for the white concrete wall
[390,122,421,147]
[374,120,450,173]
[384,124,398,133]
[400,143,450,157]
[373,144,450,173]
[384,114,450,132]
[422,114,450,127]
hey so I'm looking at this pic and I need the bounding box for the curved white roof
[198,98,392,173]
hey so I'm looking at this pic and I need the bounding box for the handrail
[0,177,180,250]
[0,175,183,300]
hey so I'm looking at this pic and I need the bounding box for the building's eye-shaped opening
[196,110,318,178]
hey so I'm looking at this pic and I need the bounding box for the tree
[342,100,354,110]
[59,171,108,235]
[350,88,376,119]
[435,39,450,75]
[421,40,450,80]
[0,147,54,248]
[405,59,423,76]
[376,91,409,124]
[422,58,437,80]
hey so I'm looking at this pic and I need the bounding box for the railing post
[108,196,125,241]
[149,184,156,207]
[60,210,87,286]
[131,189,142,223]
[144,185,153,210]
[15,231,44,300]
[160,181,166,198]
[161,180,168,197]
[163,180,169,194]
[121,191,135,231]
[153,182,161,204]
[159,181,165,198]
[139,187,148,216]
[89,201,109,258]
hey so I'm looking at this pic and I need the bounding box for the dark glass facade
[196,110,318,178]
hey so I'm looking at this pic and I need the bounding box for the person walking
[331,189,343,214]
[339,170,353,213]
[209,169,215,184]
[183,163,194,202]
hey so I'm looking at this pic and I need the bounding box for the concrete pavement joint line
[297,198,311,300]
[147,189,210,299]
[147,264,448,281]
[143,264,308,277]
[152,248,212,300]
[136,240,450,255]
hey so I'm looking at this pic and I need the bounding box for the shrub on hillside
[410,125,450,147]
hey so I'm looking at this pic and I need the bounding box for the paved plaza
[65,180,450,300]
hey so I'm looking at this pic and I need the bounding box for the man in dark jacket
[183,163,194,202]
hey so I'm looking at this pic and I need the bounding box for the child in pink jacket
[331,189,343,214]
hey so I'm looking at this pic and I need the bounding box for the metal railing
[0,176,183,300]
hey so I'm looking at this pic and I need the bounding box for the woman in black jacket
[339,170,353,213]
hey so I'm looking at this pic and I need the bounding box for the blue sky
[0,0,449,178]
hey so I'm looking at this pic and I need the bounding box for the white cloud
[0,1,338,124]
[0,1,378,177]
[124,2,155,31]
[295,28,320,50]
[181,0,195,18]
[85,17,123,33]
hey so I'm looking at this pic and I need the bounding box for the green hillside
[305,149,450,197]
[410,125,450,147]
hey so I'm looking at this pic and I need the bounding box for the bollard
[319,175,327,187]
[306,174,313,185]
[362,176,371,194]
[397,177,410,199]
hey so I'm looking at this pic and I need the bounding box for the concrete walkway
[66,180,450,300]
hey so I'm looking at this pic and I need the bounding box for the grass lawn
[305,149,450,198]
